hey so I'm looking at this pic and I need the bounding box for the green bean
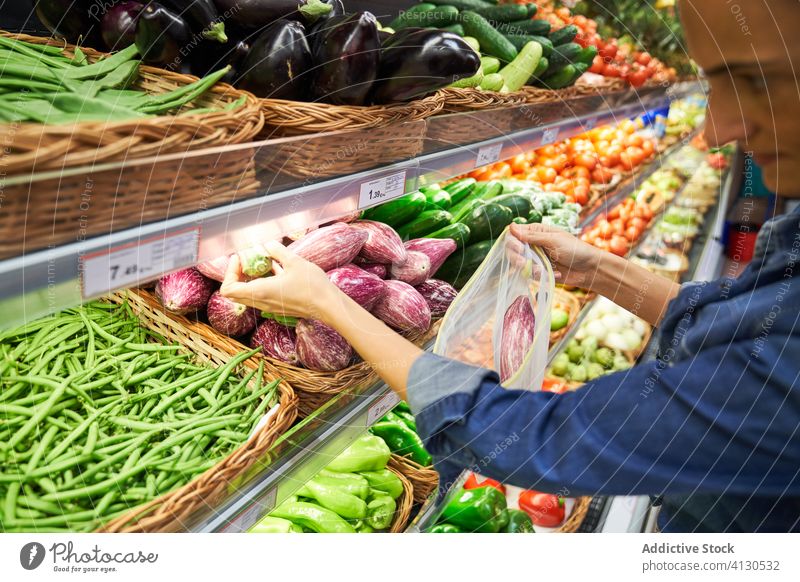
[7,379,68,450]
[0,37,69,58]
[37,478,57,495]
[45,416,72,431]
[78,310,96,369]
[27,452,93,480]
[125,357,187,387]
[138,66,231,113]
[64,44,139,80]
[16,495,64,514]
[81,423,99,457]
[61,432,153,488]
[4,482,20,523]
[24,426,59,477]
[208,348,260,399]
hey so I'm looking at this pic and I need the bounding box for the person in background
[223,0,800,532]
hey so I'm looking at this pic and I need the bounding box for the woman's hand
[220,241,342,321]
[509,223,605,289]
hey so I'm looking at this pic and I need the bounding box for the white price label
[358,170,407,209]
[584,117,597,131]
[367,391,401,426]
[222,488,277,533]
[475,143,503,168]
[81,228,200,299]
[540,127,560,146]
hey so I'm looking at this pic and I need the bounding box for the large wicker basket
[556,496,593,533]
[97,292,298,533]
[0,32,264,260]
[388,467,415,533]
[257,93,445,180]
[389,454,439,505]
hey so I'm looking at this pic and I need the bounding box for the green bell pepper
[296,478,367,519]
[504,509,535,533]
[326,432,392,473]
[440,486,508,533]
[393,401,412,415]
[316,470,370,499]
[270,501,356,533]
[250,516,303,533]
[429,523,463,533]
[358,469,404,499]
[356,523,374,533]
[366,494,397,530]
[370,420,432,466]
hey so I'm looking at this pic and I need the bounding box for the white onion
[632,319,648,337]
[574,327,587,341]
[585,320,608,341]
[622,329,642,350]
[601,313,625,333]
[605,331,629,351]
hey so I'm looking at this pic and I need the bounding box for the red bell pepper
[518,490,566,527]
[464,473,506,495]
[542,378,569,393]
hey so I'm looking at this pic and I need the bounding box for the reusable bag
[434,228,554,390]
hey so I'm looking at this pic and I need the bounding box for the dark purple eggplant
[376,29,392,45]
[36,0,102,45]
[189,38,250,80]
[101,2,143,51]
[236,19,312,100]
[312,12,380,106]
[135,3,192,70]
[212,0,332,31]
[306,0,345,41]
[161,0,227,43]
[380,27,426,48]
[372,29,481,104]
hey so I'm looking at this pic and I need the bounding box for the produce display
[0,301,280,532]
[0,37,235,124]
[251,433,403,533]
[580,195,655,256]
[371,402,433,467]
[430,482,535,533]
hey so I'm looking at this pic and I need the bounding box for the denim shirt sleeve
[406,335,800,497]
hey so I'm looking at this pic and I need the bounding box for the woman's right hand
[510,223,606,290]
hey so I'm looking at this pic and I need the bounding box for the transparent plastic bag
[434,228,555,390]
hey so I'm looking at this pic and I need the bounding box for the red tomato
[519,491,566,528]
[628,70,648,88]
[573,184,590,206]
[609,235,629,256]
[537,166,558,184]
[624,225,641,242]
[624,134,644,148]
[603,63,621,77]
[610,218,626,236]
[597,219,613,239]
[464,473,507,495]
[631,217,648,230]
[563,166,591,180]
[641,139,655,156]
[598,42,618,60]
[591,167,615,184]
[607,205,621,220]
[510,153,530,175]
[619,150,636,171]
[574,152,598,170]
[636,52,652,66]
[634,204,654,221]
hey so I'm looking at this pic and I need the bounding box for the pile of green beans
[0,301,280,532]
[0,37,239,124]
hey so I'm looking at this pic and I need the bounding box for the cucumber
[491,194,532,218]
[480,56,501,75]
[539,64,577,90]
[419,184,442,195]
[440,23,466,36]
[506,34,553,57]
[396,209,453,240]
[443,178,477,204]
[461,203,514,242]
[473,4,528,23]
[460,11,518,63]
[530,56,548,81]
[389,4,437,30]
[362,191,426,227]
[479,72,504,91]
[427,222,471,249]
[423,188,453,210]
[528,209,542,223]
[512,216,528,225]
[450,198,485,223]
[436,239,495,288]
[577,45,598,65]
[473,180,504,201]
[546,42,582,74]
[428,0,494,10]
[548,24,578,46]
[525,3,538,17]
[498,40,542,91]
[462,36,481,53]
[450,65,484,88]
[497,19,551,37]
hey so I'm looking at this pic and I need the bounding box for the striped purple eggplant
[499,296,536,383]
[372,280,431,333]
[415,279,457,318]
[296,319,353,372]
[250,319,299,365]
[327,264,386,310]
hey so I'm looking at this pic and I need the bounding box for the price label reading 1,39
[81,228,200,299]
[475,143,503,168]
[540,127,560,146]
[358,170,407,209]
[367,391,401,426]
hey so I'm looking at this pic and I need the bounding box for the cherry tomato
[510,153,530,175]
[607,205,621,220]
[597,219,613,239]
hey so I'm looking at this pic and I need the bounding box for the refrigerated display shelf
[0,81,705,329]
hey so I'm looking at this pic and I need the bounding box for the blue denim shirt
[407,205,800,532]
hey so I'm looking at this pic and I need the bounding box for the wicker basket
[257,93,445,180]
[0,32,264,260]
[556,496,592,533]
[549,287,582,346]
[98,292,298,533]
[389,454,439,505]
[388,466,415,533]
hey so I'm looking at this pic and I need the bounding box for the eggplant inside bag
[433,228,554,390]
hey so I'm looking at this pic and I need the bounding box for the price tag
[81,228,200,299]
[540,127,560,146]
[367,391,401,426]
[222,487,277,533]
[584,117,597,131]
[475,143,503,168]
[358,170,407,209]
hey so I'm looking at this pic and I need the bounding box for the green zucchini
[423,189,453,210]
[473,4,529,23]
[419,184,442,195]
[440,23,466,36]
[548,24,578,46]
[506,34,553,57]
[460,11,518,63]
[546,42,582,74]
[480,56,501,75]
[362,191,426,227]
[389,4,437,30]
[473,180,504,202]
[437,239,495,288]
[498,40,542,91]
[443,178,477,204]
[450,198,485,223]
[428,0,494,11]
[427,222,471,249]
[491,194,532,218]
[396,209,453,240]
[497,19,551,37]
[461,203,514,242]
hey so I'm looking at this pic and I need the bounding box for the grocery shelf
[0,81,705,329]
